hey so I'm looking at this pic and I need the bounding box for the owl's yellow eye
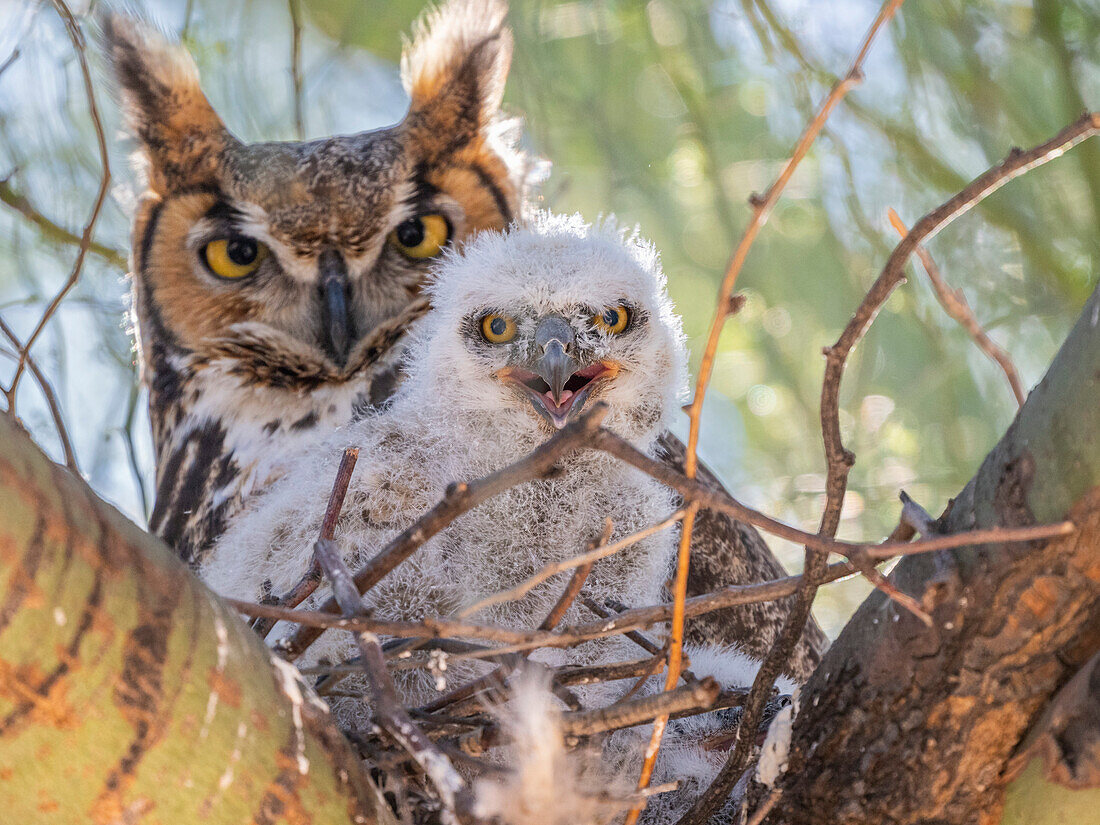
[203,236,268,280]
[481,313,517,344]
[592,305,630,335]
[389,214,450,259]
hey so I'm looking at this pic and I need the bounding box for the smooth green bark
[0,414,393,825]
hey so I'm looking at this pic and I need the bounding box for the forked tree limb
[759,259,1100,824]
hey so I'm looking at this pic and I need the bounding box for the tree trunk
[0,413,393,825]
[767,282,1100,823]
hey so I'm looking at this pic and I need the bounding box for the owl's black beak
[318,249,352,366]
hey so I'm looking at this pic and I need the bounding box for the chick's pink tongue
[544,389,574,409]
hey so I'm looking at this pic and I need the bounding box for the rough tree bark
[765,281,1100,823]
[0,414,394,825]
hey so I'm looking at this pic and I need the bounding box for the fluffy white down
[207,213,686,705]
[206,213,777,822]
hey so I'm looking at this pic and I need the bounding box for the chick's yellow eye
[389,214,450,259]
[481,313,517,344]
[203,236,268,279]
[593,305,630,335]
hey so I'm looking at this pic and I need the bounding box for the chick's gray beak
[534,315,578,403]
[319,248,352,365]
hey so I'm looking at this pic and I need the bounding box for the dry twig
[0,317,78,473]
[7,1,112,403]
[888,208,1026,406]
[0,179,127,270]
[288,0,305,140]
[313,537,470,823]
[0,47,20,79]
[458,512,683,619]
[459,678,724,755]
[253,447,360,637]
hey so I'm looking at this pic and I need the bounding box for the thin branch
[0,317,79,473]
[579,595,675,666]
[551,657,664,688]
[746,788,782,825]
[539,558,596,632]
[312,538,469,823]
[459,678,724,754]
[253,447,360,637]
[854,562,932,626]
[0,47,20,79]
[682,107,1100,825]
[288,0,305,140]
[586,427,1075,561]
[561,563,855,647]
[0,179,127,271]
[8,1,113,402]
[120,377,149,519]
[235,599,564,647]
[888,208,1026,406]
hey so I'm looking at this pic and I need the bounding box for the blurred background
[0,0,1096,635]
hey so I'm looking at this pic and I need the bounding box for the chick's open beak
[498,315,620,428]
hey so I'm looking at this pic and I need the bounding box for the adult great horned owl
[101,0,530,567]
[104,0,825,679]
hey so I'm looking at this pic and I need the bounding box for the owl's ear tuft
[400,0,512,160]
[99,10,233,196]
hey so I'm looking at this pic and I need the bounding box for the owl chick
[207,212,686,704]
